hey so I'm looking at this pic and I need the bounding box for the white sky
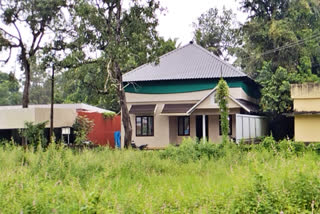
[156,0,247,45]
[1,0,247,77]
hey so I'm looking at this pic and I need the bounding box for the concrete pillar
[202,114,206,142]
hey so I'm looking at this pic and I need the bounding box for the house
[121,42,268,148]
[291,83,320,142]
[0,103,120,147]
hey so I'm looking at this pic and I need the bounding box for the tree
[69,0,173,148]
[193,7,239,61]
[257,61,319,114]
[58,37,176,112]
[73,115,94,145]
[20,121,48,149]
[0,71,21,105]
[0,0,70,108]
[216,78,229,143]
[236,0,320,114]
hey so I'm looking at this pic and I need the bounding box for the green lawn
[0,138,320,213]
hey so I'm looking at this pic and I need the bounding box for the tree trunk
[21,50,31,108]
[116,68,132,148]
[21,50,30,146]
[50,64,55,143]
[114,1,132,148]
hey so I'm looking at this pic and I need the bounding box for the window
[136,116,154,136]
[219,115,232,136]
[178,116,190,136]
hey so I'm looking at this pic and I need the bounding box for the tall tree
[193,7,239,61]
[58,37,176,112]
[70,0,169,148]
[0,0,70,108]
[236,0,320,114]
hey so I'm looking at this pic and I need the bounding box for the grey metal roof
[123,43,248,82]
[236,99,260,113]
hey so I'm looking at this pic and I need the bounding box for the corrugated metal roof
[162,104,196,113]
[236,99,260,113]
[123,43,248,82]
[129,104,156,114]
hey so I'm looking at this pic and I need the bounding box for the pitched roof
[186,87,256,114]
[123,43,248,82]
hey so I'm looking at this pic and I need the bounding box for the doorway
[196,115,209,140]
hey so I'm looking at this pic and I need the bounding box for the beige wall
[197,95,241,109]
[295,115,320,142]
[122,104,170,148]
[291,83,320,99]
[122,87,254,148]
[167,114,237,145]
[126,87,257,104]
[291,83,320,142]
[207,114,236,142]
[34,108,77,128]
[294,99,320,112]
[0,108,35,129]
[0,108,76,129]
[192,108,240,115]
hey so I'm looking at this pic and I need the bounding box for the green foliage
[235,0,320,114]
[0,0,71,107]
[0,72,21,105]
[20,121,48,149]
[257,61,319,114]
[216,78,229,143]
[102,111,116,120]
[73,116,94,145]
[0,138,320,213]
[160,137,226,163]
[193,7,239,60]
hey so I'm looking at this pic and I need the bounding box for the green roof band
[125,79,260,99]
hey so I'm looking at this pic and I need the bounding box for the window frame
[178,116,190,136]
[219,115,232,136]
[135,116,154,137]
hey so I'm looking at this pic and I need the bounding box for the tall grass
[0,137,320,213]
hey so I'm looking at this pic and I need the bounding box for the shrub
[102,111,116,119]
[73,116,94,145]
[159,137,226,163]
[20,121,48,149]
[0,139,320,213]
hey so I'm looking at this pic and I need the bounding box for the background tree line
[194,0,320,116]
[0,0,320,143]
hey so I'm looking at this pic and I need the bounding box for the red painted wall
[77,111,121,148]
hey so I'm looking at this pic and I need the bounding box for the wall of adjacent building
[291,83,320,142]
[0,108,76,129]
[295,115,320,142]
[291,83,320,112]
[78,112,121,148]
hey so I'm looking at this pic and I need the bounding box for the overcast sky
[1,0,247,76]
[156,0,247,45]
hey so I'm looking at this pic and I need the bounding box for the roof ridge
[123,43,192,80]
[192,43,247,77]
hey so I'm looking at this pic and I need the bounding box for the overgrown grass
[0,137,320,213]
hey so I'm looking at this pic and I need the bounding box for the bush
[20,121,48,149]
[1,137,320,213]
[159,137,226,163]
[73,116,94,145]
